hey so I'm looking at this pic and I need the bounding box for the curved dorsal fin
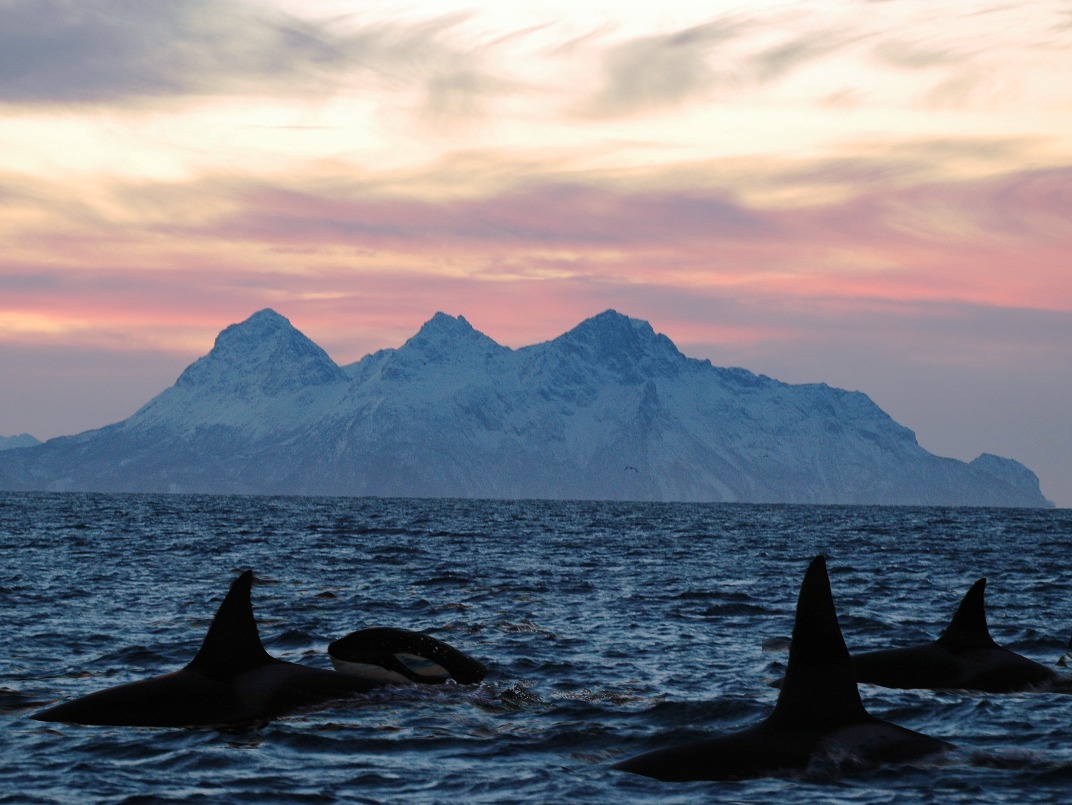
[769,555,867,729]
[187,570,275,678]
[936,578,997,650]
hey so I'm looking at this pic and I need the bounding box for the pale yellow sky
[1,0,1070,503]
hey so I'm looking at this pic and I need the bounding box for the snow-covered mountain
[0,433,40,451]
[0,309,1052,506]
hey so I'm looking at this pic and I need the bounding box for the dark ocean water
[1,493,1070,804]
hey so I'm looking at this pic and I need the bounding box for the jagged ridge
[0,309,1053,506]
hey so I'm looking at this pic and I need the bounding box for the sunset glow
[1,0,1069,503]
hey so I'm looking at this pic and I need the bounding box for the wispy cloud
[3,0,1072,503]
[0,0,489,107]
[4,150,1070,318]
[0,0,332,103]
[582,19,749,117]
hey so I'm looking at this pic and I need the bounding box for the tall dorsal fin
[187,570,275,678]
[769,555,867,730]
[936,578,997,650]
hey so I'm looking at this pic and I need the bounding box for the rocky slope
[0,309,1052,506]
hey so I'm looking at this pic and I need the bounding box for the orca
[32,571,392,727]
[852,578,1072,694]
[613,556,951,782]
[328,627,486,685]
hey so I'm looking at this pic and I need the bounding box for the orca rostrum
[32,571,390,727]
[613,556,952,782]
[852,578,1072,694]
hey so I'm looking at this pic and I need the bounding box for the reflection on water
[2,493,1070,804]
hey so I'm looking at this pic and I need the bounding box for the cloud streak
[4,153,1069,327]
[583,19,748,117]
[2,0,1072,504]
[0,0,492,107]
[0,0,331,103]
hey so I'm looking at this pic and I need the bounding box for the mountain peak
[395,312,506,366]
[576,308,633,328]
[554,309,682,373]
[0,433,41,451]
[248,307,288,322]
[175,309,345,395]
[566,309,665,342]
[210,308,294,346]
[419,311,476,337]
[969,453,1047,500]
[0,309,1051,506]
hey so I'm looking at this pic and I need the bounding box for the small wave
[413,574,472,587]
[968,747,1072,779]
[468,680,545,712]
[0,687,48,714]
[701,603,769,617]
[94,645,171,668]
[498,620,558,638]
[265,628,316,650]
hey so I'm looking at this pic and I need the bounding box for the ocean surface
[1,493,1070,804]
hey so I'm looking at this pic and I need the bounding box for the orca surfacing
[852,578,1072,693]
[32,571,389,727]
[613,556,951,782]
[328,627,486,685]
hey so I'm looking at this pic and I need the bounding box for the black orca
[328,627,486,685]
[852,578,1072,693]
[33,571,389,727]
[613,556,951,782]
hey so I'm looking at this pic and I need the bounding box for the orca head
[328,627,486,685]
[187,570,276,680]
[935,578,998,652]
[768,555,867,731]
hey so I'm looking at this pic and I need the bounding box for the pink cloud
[3,159,1070,365]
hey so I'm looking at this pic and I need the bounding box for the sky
[1,0,1070,506]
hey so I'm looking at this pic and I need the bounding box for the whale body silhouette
[614,556,952,781]
[33,571,389,727]
[852,578,1072,694]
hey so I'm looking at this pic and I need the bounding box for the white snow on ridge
[0,309,1052,506]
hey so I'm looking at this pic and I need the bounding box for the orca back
[32,570,391,726]
[187,570,276,679]
[768,555,868,731]
[613,556,949,781]
[328,627,487,684]
[935,578,998,651]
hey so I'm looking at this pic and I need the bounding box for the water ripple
[1,495,1070,804]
